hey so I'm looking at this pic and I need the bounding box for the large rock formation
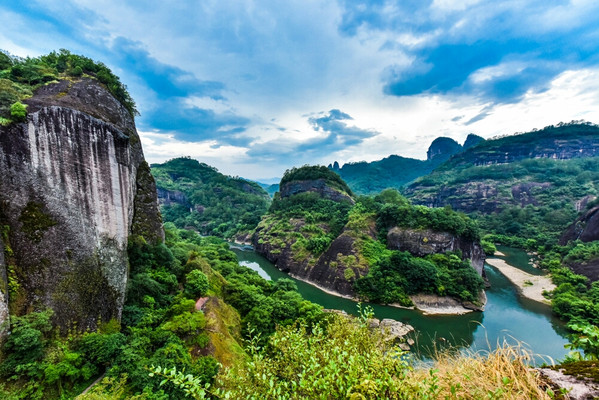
[0,78,163,331]
[426,137,462,162]
[559,205,599,282]
[279,178,355,204]
[253,169,485,307]
[386,227,485,276]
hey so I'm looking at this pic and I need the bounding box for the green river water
[231,246,571,363]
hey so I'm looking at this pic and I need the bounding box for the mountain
[151,157,270,239]
[257,181,280,197]
[253,166,485,311]
[0,52,163,332]
[328,134,484,195]
[406,122,599,246]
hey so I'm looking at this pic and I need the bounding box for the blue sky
[2,0,599,179]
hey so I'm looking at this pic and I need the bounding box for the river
[231,245,571,363]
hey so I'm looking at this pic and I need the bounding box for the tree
[185,270,209,298]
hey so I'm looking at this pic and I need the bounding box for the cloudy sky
[2,0,599,180]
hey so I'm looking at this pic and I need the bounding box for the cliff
[253,168,485,310]
[427,137,462,162]
[0,77,163,331]
[280,178,354,204]
[387,227,485,276]
[559,205,599,281]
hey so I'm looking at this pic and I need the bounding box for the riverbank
[288,271,480,315]
[485,258,555,305]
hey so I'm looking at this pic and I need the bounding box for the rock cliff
[386,227,485,276]
[280,178,355,204]
[559,205,599,281]
[0,78,163,331]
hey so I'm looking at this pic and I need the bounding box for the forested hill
[151,157,270,238]
[406,122,599,246]
[328,134,484,195]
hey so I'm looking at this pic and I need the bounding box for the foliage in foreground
[157,310,556,400]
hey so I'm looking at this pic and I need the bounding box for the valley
[0,50,598,399]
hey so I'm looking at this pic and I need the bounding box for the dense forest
[151,157,270,239]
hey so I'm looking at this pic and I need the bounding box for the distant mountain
[151,157,270,238]
[328,134,484,195]
[257,182,280,197]
[406,122,599,246]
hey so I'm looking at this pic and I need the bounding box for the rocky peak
[279,179,354,204]
[427,137,463,162]
[463,133,485,149]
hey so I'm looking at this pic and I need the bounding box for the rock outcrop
[0,78,163,331]
[386,227,485,276]
[427,137,462,162]
[280,178,354,204]
[559,205,599,281]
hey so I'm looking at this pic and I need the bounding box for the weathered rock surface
[280,178,354,204]
[560,205,599,281]
[253,220,365,297]
[0,78,163,331]
[539,367,599,400]
[386,227,485,276]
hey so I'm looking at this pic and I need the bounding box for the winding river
[231,245,571,363]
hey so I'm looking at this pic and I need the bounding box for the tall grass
[408,341,555,399]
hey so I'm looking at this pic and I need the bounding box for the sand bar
[486,258,555,305]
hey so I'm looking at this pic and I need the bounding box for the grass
[408,342,556,399]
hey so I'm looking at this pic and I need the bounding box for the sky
[2,0,599,180]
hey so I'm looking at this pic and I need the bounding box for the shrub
[185,270,209,298]
[9,101,27,122]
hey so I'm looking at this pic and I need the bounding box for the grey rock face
[0,79,163,331]
[386,227,485,276]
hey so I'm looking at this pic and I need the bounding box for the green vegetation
[0,223,323,399]
[151,157,270,239]
[408,123,599,247]
[280,165,353,196]
[154,308,554,400]
[0,49,137,120]
[258,173,484,306]
[534,241,599,360]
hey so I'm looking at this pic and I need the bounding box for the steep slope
[329,135,484,195]
[253,166,485,311]
[0,72,162,330]
[151,157,270,239]
[406,122,599,245]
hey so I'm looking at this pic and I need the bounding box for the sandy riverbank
[485,258,555,305]
[288,272,478,315]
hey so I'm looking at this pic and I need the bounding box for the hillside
[329,134,484,195]
[406,122,599,246]
[254,166,486,311]
[151,157,270,239]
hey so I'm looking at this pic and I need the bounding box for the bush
[185,270,209,298]
[9,101,27,122]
